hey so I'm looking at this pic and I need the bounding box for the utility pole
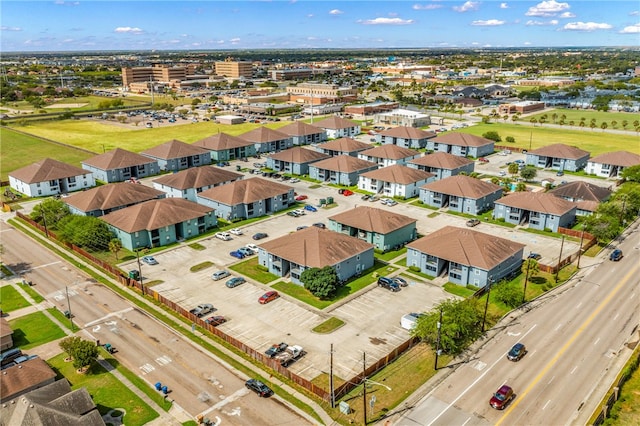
[41,210,50,239]
[434,308,443,370]
[577,222,586,269]
[362,352,367,425]
[65,286,74,331]
[330,343,335,408]
[481,276,493,332]
[555,235,565,283]
[522,260,531,304]
[136,249,145,296]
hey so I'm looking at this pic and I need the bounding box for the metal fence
[591,348,640,425]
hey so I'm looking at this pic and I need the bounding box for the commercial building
[121,64,196,88]
[214,60,253,79]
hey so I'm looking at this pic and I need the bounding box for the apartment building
[288,82,358,104]
[214,60,253,79]
[121,64,196,88]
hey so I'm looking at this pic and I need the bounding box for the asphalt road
[0,220,313,426]
[394,224,640,426]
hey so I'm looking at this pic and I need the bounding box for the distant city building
[288,82,358,105]
[121,64,196,89]
[214,60,253,79]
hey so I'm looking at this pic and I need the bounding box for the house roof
[588,151,640,167]
[9,158,90,184]
[431,132,494,148]
[409,152,474,169]
[379,126,436,139]
[312,115,359,130]
[0,357,57,403]
[421,175,502,198]
[329,206,416,233]
[101,198,214,233]
[81,148,157,170]
[496,191,576,215]
[198,177,292,205]
[192,132,255,151]
[238,126,290,143]
[359,144,420,160]
[277,121,327,137]
[259,227,373,268]
[141,139,210,160]
[268,146,330,163]
[309,155,378,173]
[64,182,165,212]
[152,166,242,190]
[548,181,612,203]
[0,379,105,425]
[528,143,590,159]
[575,200,600,212]
[0,317,12,338]
[318,137,370,153]
[407,226,525,270]
[360,164,434,184]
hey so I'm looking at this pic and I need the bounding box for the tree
[482,131,501,143]
[300,266,339,300]
[493,281,522,309]
[59,336,82,359]
[520,167,537,181]
[505,136,515,143]
[522,258,540,278]
[515,182,528,192]
[412,298,483,355]
[620,165,640,183]
[109,238,122,260]
[508,163,520,176]
[600,122,608,132]
[72,339,99,370]
[31,198,70,230]
[57,215,114,251]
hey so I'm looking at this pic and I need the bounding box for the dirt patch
[44,103,89,109]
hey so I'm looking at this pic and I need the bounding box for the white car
[229,228,243,236]
[246,243,258,253]
[499,171,507,177]
[215,232,232,241]
[293,209,306,216]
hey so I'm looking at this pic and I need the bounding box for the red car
[295,194,308,201]
[490,385,514,410]
[259,291,280,304]
[478,157,489,163]
[342,189,354,196]
[204,315,227,326]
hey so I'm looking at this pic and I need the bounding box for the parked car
[287,211,300,217]
[189,304,214,318]
[393,277,408,287]
[361,194,370,201]
[466,219,481,227]
[265,342,288,358]
[609,249,623,261]
[229,250,245,259]
[490,385,514,410]
[225,277,246,288]
[237,247,254,257]
[304,204,317,212]
[204,315,227,326]
[386,199,398,206]
[342,189,354,196]
[253,233,268,240]
[259,291,280,304]
[245,379,273,397]
[211,270,230,281]
[295,194,308,201]
[400,313,423,330]
[312,222,326,229]
[293,209,306,216]
[245,243,258,253]
[507,343,527,361]
[142,256,158,265]
[527,253,542,260]
[215,232,232,241]
[377,277,400,292]
[556,170,564,176]
[296,226,308,231]
[478,157,489,163]
[229,228,243,236]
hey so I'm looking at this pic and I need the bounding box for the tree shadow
[530,276,547,285]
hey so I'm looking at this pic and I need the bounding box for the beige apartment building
[287,82,358,104]
[121,64,196,87]
[214,61,253,78]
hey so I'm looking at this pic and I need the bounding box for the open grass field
[524,108,639,129]
[3,95,148,113]
[9,310,68,350]
[459,122,640,155]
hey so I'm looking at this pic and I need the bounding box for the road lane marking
[554,323,563,331]
[613,313,619,320]
[570,366,578,375]
[198,387,249,418]
[30,261,62,270]
[543,400,551,410]
[594,337,600,345]
[575,301,582,309]
[426,324,538,426]
[461,417,472,426]
[495,263,639,426]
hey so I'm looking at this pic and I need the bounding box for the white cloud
[559,12,575,18]
[329,9,343,15]
[359,17,415,25]
[620,23,640,33]
[1,26,22,31]
[229,37,241,44]
[412,3,443,10]
[307,14,314,18]
[471,19,505,26]
[526,1,570,17]
[114,27,143,34]
[54,1,80,6]
[563,21,613,31]
[525,19,558,26]
[453,1,480,12]
[500,3,509,8]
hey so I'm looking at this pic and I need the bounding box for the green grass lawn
[47,353,159,425]
[311,317,345,334]
[375,247,407,262]
[8,310,67,350]
[523,108,639,130]
[0,285,31,312]
[229,257,280,283]
[443,283,477,298]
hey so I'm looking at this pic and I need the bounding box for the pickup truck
[189,303,214,318]
[275,345,305,367]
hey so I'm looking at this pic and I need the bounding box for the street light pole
[481,276,493,333]
[65,286,74,331]
[362,352,367,425]
[434,308,443,370]
[136,249,145,296]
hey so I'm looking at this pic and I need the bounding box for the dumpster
[128,270,139,280]
[326,196,334,204]
[319,199,326,205]
[236,165,242,171]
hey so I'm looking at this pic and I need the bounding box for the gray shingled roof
[152,166,242,190]
[82,148,157,170]
[64,182,165,212]
[10,158,91,183]
[421,175,502,198]
[198,177,292,205]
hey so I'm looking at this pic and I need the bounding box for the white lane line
[613,313,620,321]
[31,261,62,270]
[198,387,250,417]
[594,337,600,345]
[548,376,555,385]
[542,399,551,410]
[630,292,636,299]
[461,417,472,426]
[554,323,563,331]
[575,301,582,309]
[570,366,578,375]
[426,324,538,426]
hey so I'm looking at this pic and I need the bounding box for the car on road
[245,379,273,397]
[225,277,246,288]
[229,228,243,236]
[527,253,542,260]
[265,342,288,358]
[204,315,227,326]
[609,249,623,261]
[259,291,280,304]
[499,171,507,177]
[229,250,245,259]
[490,385,514,410]
[377,277,400,292]
[304,204,317,212]
[189,303,214,318]
[361,194,370,201]
[507,343,527,361]
[556,170,564,176]
[466,219,481,227]
[142,256,158,265]
[393,277,408,287]
[211,270,230,281]
[215,232,232,241]
[295,194,308,201]
[253,233,268,240]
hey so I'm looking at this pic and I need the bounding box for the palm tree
[109,238,122,260]
[622,120,628,130]
[552,112,558,123]
[530,118,538,126]
[515,182,527,192]
[601,122,608,132]
[508,163,520,176]
[611,120,617,129]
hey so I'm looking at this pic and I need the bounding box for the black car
[507,342,527,361]
[252,232,268,240]
[378,277,400,292]
[265,342,288,358]
[245,379,273,397]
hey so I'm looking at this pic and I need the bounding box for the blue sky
[1,1,639,52]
